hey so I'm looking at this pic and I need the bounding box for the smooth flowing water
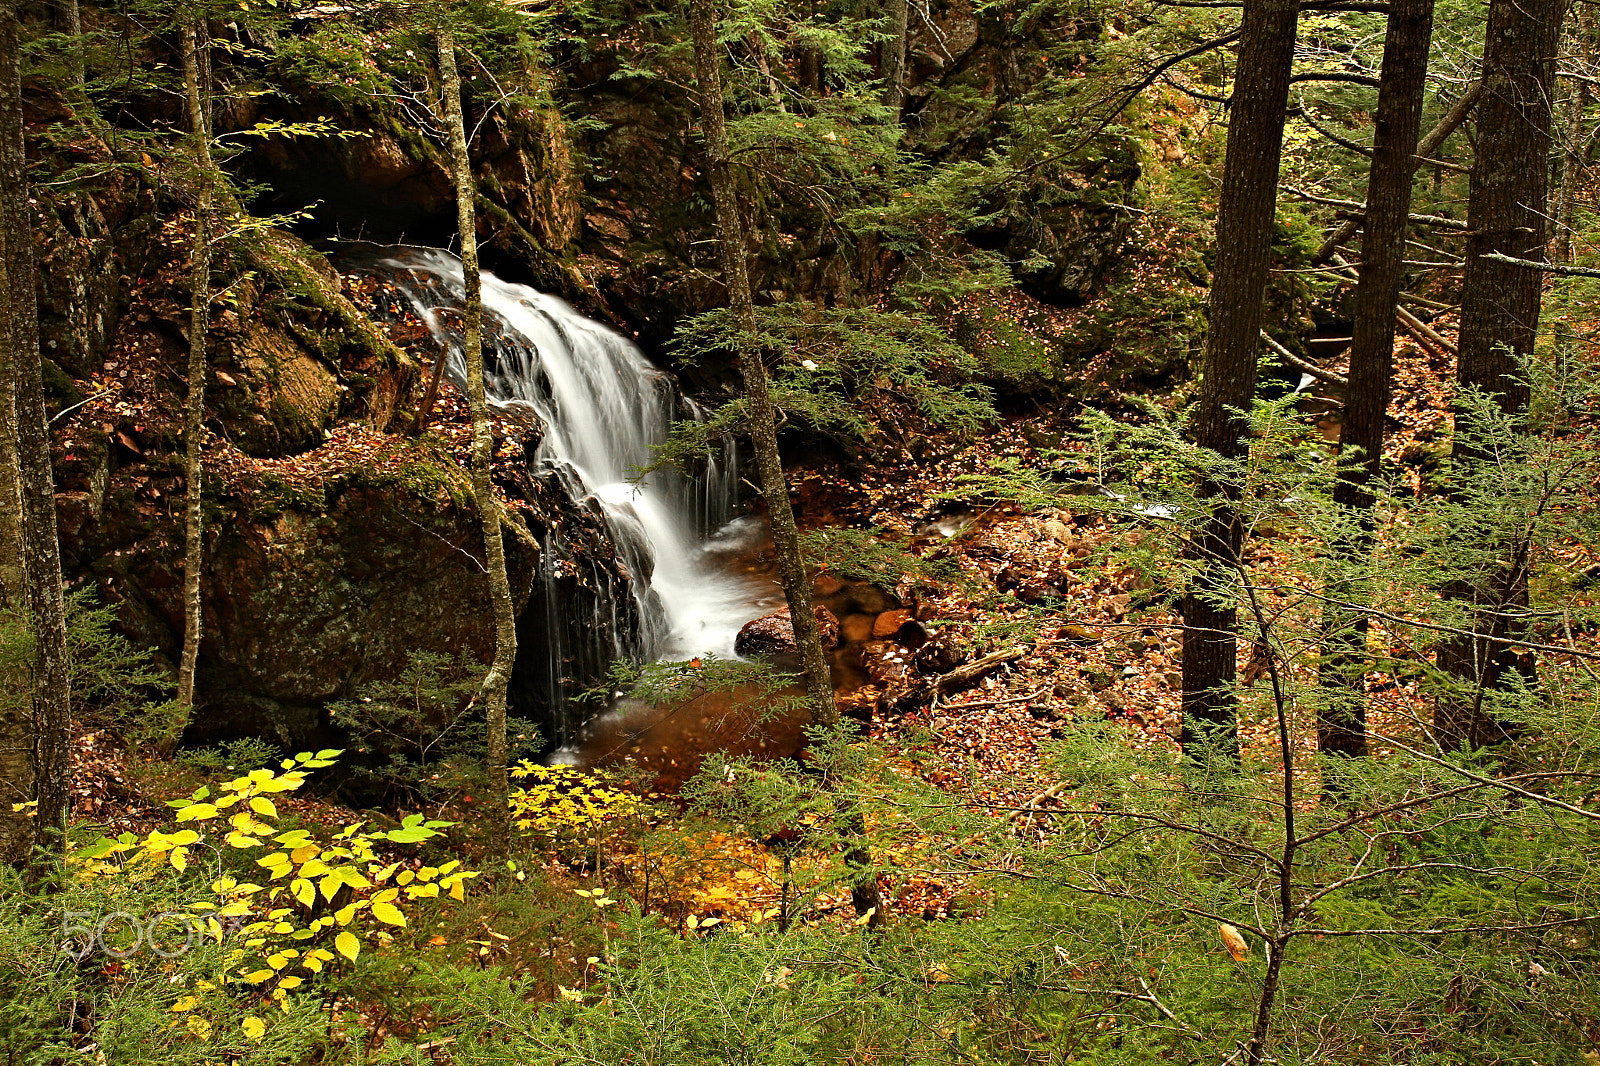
[367,248,777,740]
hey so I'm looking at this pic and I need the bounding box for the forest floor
[63,310,1600,991]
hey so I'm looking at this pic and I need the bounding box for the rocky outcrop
[32,164,633,751]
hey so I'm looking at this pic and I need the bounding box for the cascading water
[346,247,777,746]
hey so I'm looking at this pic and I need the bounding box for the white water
[378,248,772,662]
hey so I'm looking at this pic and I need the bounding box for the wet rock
[840,612,875,644]
[813,573,847,597]
[734,605,841,657]
[871,608,930,650]
[913,631,970,675]
[871,608,910,638]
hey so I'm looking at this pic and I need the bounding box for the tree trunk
[0,240,19,608]
[1435,0,1567,751]
[437,23,515,857]
[0,233,27,863]
[1552,3,1592,265]
[690,2,880,924]
[796,0,821,94]
[1180,0,1300,760]
[176,24,211,713]
[882,0,909,120]
[1312,79,1483,266]
[2,0,70,876]
[1318,0,1435,760]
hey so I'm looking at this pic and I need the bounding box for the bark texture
[882,0,910,119]
[0,0,26,867]
[438,23,515,855]
[1553,3,1592,265]
[177,24,212,712]
[1180,0,1300,758]
[2,0,69,873]
[1318,0,1435,759]
[690,3,881,924]
[1435,0,1567,751]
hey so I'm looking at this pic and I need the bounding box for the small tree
[176,19,214,712]
[435,13,516,857]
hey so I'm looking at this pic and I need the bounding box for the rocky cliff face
[30,144,626,752]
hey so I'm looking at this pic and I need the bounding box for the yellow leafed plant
[76,750,476,1041]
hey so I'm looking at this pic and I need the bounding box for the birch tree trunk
[176,23,212,713]
[437,22,515,857]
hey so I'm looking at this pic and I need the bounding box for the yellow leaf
[249,797,278,818]
[242,1016,265,1043]
[175,803,218,822]
[449,878,465,901]
[170,847,189,873]
[370,887,399,905]
[169,996,199,1012]
[186,1016,212,1039]
[241,969,274,984]
[290,844,320,865]
[334,931,360,961]
[291,878,315,908]
[370,901,406,927]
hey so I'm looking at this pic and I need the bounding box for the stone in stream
[734,605,841,656]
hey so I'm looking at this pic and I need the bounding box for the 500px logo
[60,911,245,961]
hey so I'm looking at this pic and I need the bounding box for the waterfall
[350,247,774,745]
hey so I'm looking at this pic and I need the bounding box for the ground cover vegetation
[3,0,1600,1060]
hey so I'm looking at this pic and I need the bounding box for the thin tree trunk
[1180,0,1300,760]
[1435,0,1567,752]
[437,23,514,857]
[1318,0,1435,760]
[0,0,28,868]
[0,260,20,608]
[796,0,821,94]
[176,24,211,712]
[59,0,82,90]
[2,0,70,878]
[1552,3,1591,265]
[690,2,880,924]
[882,0,909,119]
